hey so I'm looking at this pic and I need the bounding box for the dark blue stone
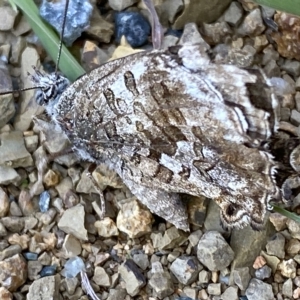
[39,191,50,213]
[23,252,38,261]
[40,0,93,46]
[115,12,151,47]
[40,265,57,277]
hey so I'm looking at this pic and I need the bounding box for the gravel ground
[0,0,300,299]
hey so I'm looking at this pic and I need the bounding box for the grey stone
[93,266,111,287]
[132,253,149,271]
[232,267,251,290]
[266,233,285,259]
[0,245,22,261]
[27,261,43,280]
[198,270,211,283]
[107,288,127,300]
[188,229,203,247]
[221,286,239,300]
[237,8,266,36]
[0,131,33,168]
[173,0,232,29]
[62,234,82,258]
[0,6,18,30]
[223,1,243,26]
[201,21,232,45]
[118,259,146,296]
[280,107,291,122]
[170,256,202,285]
[57,204,88,241]
[0,66,15,128]
[108,0,138,11]
[149,262,174,299]
[27,275,60,299]
[291,109,300,126]
[207,283,221,295]
[197,231,234,271]
[151,226,188,250]
[1,217,25,233]
[245,278,274,300]
[282,278,293,298]
[204,200,227,234]
[0,222,7,237]
[281,59,300,77]
[255,265,272,280]
[263,60,281,78]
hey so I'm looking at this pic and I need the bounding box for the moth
[10,0,282,231]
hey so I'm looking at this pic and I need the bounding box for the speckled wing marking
[49,44,279,231]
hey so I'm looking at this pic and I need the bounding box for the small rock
[38,252,51,265]
[278,259,297,278]
[117,199,153,238]
[93,266,111,287]
[232,267,251,290]
[58,204,88,240]
[43,169,60,188]
[0,245,22,261]
[255,265,272,280]
[0,188,9,217]
[0,222,7,237]
[287,219,300,239]
[7,233,30,250]
[9,201,22,217]
[253,255,267,269]
[223,1,243,26]
[221,286,239,300]
[115,12,151,47]
[62,234,82,258]
[107,288,127,300]
[61,277,78,295]
[28,260,43,280]
[0,166,20,185]
[293,287,300,299]
[201,21,232,45]
[291,109,300,126]
[198,270,211,283]
[0,6,18,30]
[265,233,285,259]
[173,0,232,29]
[0,286,12,300]
[1,217,25,232]
[261,252,280,273]
[118,259,146,296]
[170,256,201,285]
[269,213,287,231]
[39,191,50,213]
[27,275,60,299]
[94,217,119,237]
[108,0,138,11]
[281,59,300,77]
[286,238,300,256]
[24,134,39,153]
[207,283,221,295]
[40,265,57,277]
[188,229,203,247]
[40,0,92,46]
[282,278,293,298]
[151,226,188,250]
[197,231,234,271]
[23,252,38,261]
[245,278,274,300]
[237,8,266,36]
[132,252,149,271]
[0,254,27,292]
[0,131,33,168]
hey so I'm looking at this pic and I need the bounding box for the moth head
[29,66,70,107]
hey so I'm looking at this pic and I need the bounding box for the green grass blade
[10,0,85,82]
[253,0,300,17]
[272,204,300,224]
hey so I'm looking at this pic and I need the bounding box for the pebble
[27,275,60,299]
[282,278,293,298]
[237,8,266,36]
[245,278,274,300]
[0,166,20,185]
[0,245,22,261]
[28,260,43,280]
[278,259,297,278]
[232,267,251,290]
[94,217,119,237]
[266,233,285,259]
[57,204,88,241]
[118,259,146,296]
[40,0,92,46]
[93,266,111,287]
[39,190,50,213]
[40,265,57,277]
[0,6,18,31]
[109,0,138,11]
[221,286,239,300]
[7,233,30,250]
[23,252,38,261]
[197,231,234,271]
[62,234,82,258]
[1,216,25,232]
[0,254,27,292]
[0,187,9,217]
[170,256,201,285]
[117,199,153,238]
[255,265,272,280]
[132,252,149,270]
[115,12,151,47]
[207,283,221,295]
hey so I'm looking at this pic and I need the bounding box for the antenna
[55,0,70,74]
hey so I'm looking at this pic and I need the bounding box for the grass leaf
[253,0,300,17]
